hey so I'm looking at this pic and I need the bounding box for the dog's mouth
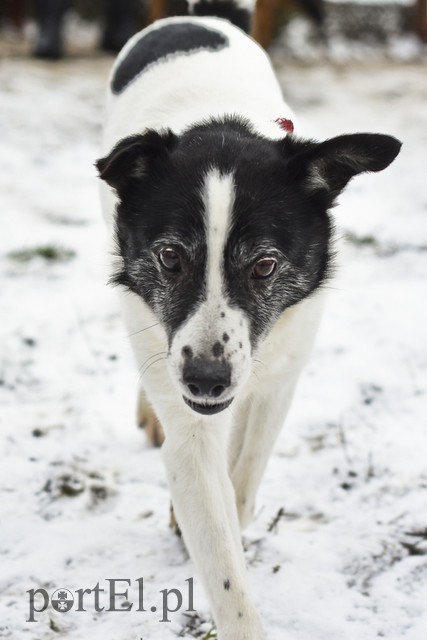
[183,396,234,415]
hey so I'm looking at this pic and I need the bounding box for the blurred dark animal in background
[32,0,138,58]
[414,0,427,40]
[2,0,27,30]
[247,0,324,48]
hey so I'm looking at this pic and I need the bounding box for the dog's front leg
[231,295,325,528]
[161,412,265,640]
[231,378,299,529]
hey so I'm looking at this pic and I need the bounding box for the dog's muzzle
[182,358,233,414]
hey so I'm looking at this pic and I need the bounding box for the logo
[51,589,74,613]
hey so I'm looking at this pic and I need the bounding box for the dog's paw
[169,502,182,537]
[137,390,165,447]
[218,618,266,640]
[235,490,255,529]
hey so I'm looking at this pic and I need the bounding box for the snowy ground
[0,45,426,640]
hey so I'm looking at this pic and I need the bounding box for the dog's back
[101,8,294,160]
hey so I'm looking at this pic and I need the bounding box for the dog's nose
[183,360,231,399]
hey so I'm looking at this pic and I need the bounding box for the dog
[96,1,401,637]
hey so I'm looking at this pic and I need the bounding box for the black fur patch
[182,346,193,359]
[212,341,224,357]
[111,23,229,94]
[192,0,252,34]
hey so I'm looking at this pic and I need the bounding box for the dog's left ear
[280,133,402,205]
[96,129,178,194]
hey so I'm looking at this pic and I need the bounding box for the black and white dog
[97,1,401,637]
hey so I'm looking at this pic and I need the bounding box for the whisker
[137,351,167,377]
[226,403,236,420]
[140,356,167,378]
[127,322,160,338]
[253,358,266,370]
[251,358,266,383]
[321,284,342,292]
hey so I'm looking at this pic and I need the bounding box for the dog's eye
[252,258,277,279]
[159,247,181,272]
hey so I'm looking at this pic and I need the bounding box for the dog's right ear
[96,129,178,194]
[279,133,401,207]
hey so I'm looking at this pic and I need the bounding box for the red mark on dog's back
[275,117,294,134]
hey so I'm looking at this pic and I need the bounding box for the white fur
[169,170,252,401]
[100,16,323,640]
[205,170,233,302]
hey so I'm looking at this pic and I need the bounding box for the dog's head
[97,118,400,415]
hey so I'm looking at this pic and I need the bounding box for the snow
[1,49,426,640]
